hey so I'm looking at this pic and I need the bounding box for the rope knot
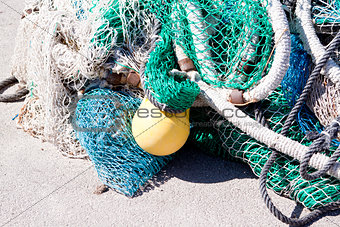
[306,117,340,151]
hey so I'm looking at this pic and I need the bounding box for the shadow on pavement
[135,144,256,197]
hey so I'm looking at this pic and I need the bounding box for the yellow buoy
[132,98,190,156]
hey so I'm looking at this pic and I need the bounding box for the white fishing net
[293,0,340,127]
[12,0,157,157]
[307,0,340,127]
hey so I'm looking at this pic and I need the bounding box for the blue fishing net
[281,34,311,107]
[280,34,330,136]
[74,89,172,197]
[72,0,86,20]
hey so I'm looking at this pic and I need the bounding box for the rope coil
[0,76,28,102]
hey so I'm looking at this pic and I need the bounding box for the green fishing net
[143,29,201,111]
[142,0,273,110]
[90,0,123,52]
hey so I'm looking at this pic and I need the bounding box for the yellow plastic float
[132,98,190,156]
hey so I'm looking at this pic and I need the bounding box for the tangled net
[189,34,340,210]
[280,34,325,135]
[294,0,340,127]
[142,0,282,111]
[312,0,340,36]
[308,0,340,126]
[190,89,340,210]
[6,0,340,224]
[12,0,158,157]
[13,1,89,157]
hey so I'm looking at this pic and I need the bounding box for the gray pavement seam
[1,165,94,227]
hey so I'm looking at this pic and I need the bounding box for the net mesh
[13,0,157,157]
[305,0,340,127]
[75,88,172,197]
[13,2,89,157]
[280,34,325,135]
[9,0,340,211]
[143,29,201,111]
[312,0,340,37]
[189,33,340,210]
[311,0,340,65]
[190,88,340,210]
[142,0,274,110]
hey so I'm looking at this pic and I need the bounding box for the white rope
[243,0,291,102]
[295,0,340,84]
[182,0,290,102]
[199,82,340,180]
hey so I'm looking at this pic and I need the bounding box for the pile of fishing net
[142,0,288,112]
[2,0,339,225]
[12,0,158,157]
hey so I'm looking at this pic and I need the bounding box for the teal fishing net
[312,0,340,36]
[74,89,172,196]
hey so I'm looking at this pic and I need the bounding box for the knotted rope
[0,76,28,102]
[259,31,340,226]
[301,117,340,180]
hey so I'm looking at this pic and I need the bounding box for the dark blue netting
[281,34,319,134]
[280,34,339,145]
[281,34,311,107]
[281,34,321,133]
[74,89,172,197]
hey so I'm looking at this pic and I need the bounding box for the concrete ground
[0,1,339,226]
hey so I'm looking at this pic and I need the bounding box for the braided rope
[243,0,291,103]
[198,79,340,179]
[254,103,269,128]
[300,117,340,181]
[260,152,340,226]
[281,31,340,181]
[281,31,340,134]
[258,31,340,226]
[0,76,29,102]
